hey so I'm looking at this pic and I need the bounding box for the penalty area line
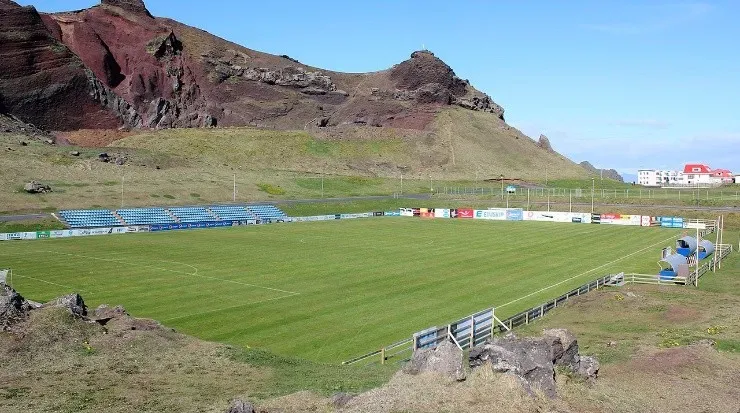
[496,233,679,310]
[160,292,300,323]
[36,250,299,295]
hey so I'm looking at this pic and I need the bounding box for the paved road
[0,213,49,222]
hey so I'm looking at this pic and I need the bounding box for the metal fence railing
[342,242,735,366]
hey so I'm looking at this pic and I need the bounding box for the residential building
[637,169,680,186]
[638,164,734,187]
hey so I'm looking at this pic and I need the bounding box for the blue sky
[20,0,740,178]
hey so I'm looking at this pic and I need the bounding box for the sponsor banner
[450,209,459,218]
[36,231,51,239]
[21,232,37,240]
[525,211,591,224]
[293,215,337,222]
[599,213,642,226]
[458,209,474,219]
[90,228,115,235]
[0,234,9,241]
[385,211,401,217]
[373,211,384,217]
[412,208,420,217]
[475,209,507,220]
[591,213,601,224]
[420,208,434,218]
[340,213,371,219]
[400,208,414,217]
[506,209,524,221]
[641,216,652,227]
[684,222,707,230]
[150,221,233,232]
[435,208,451,218]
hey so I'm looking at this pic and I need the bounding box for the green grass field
[0,218,681,362]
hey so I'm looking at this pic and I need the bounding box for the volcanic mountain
[0,0,589,179]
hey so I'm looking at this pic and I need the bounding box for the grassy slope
[0,107,591,212]
[0,219,679,363]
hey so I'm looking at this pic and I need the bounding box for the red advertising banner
[458,208,474,218]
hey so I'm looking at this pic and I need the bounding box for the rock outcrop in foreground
[0,0,506,132]
[469,329,599,398]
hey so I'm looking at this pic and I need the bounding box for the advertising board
[434,209,451,218]
[599,213,642,226]
[474,209,507,220]
[505,209,524,221]
[400,208,414,217]
[524,211,591,223]
[458,209,474,219]
[385,211,401,217]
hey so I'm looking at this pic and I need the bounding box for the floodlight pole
[400,172,403,195]
[121,172,124,208]
[591,178,595,213]
[527,188,530,211]
[321,173,324,199]
[569,190,572,212]
[500,174,504,201]
[233,173,236,202]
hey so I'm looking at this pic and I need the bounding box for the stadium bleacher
[116,208,177,225]
[209,205,257,221]
[57,204,287,228]
[169,207,218,223]
[59,209,121,228]
[247,205,288,221]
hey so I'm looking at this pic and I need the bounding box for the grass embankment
[0,220,679,363]
[0,218,65,233]
[0,108,592,212]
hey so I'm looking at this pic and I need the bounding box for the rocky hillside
[579,161,624,182]
[0,0,502,132]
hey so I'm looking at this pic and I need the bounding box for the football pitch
[0,218,679,362]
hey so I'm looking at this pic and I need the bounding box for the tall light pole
[500,174,504,201]
[429,174,433,193]
[121,171,125,208]
[321,172,324,199]
[591,178,595,213]
[400,171,403,195]
[233,173,236,202]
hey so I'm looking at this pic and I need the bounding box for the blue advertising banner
[505,209,524,221]
[150,221,235,232]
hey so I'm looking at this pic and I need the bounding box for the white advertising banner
[523,211,591,223]
[641,216,652,227]
[435,209,451,218]
[0,234,9,241]
[400,208,414,217]
[474,209,508,220]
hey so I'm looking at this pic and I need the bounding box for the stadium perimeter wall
[0,208,701,241]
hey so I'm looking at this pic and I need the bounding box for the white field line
[33,250,300,295]
[160,292,300,322]
[12,274,84,292]
[496,233,679,310]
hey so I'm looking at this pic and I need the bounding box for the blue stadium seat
[169,207,219,223]
[247,205,288,221]
[210,205,257,221]
[116,208,176,225]
[59,209,121,228]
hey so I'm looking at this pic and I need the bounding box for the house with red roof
[681,164,733,185]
